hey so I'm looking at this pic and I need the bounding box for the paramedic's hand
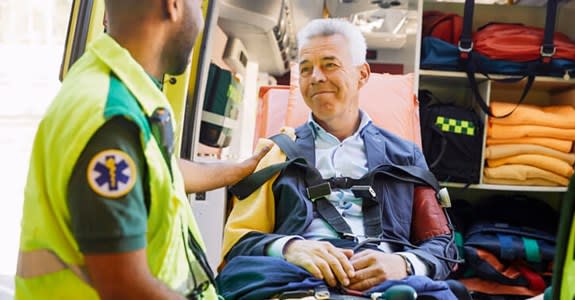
[284,240,355,288]
[178,145,271,193]
[234,145,272,183]
[348,250,407,291]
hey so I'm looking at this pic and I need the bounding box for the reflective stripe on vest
[16,248,206,297]
[17,249,90,283]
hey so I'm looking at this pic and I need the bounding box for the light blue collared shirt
[303,110,374,242]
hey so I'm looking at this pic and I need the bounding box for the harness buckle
[437,187,451,208]
[306,182,332,201]
[314,285,330,300]
[351,185,376,200]
[328,177,350,189]
[341,233,358,242]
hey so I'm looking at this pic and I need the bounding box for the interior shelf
[420,69,575,92]
[442,182,568,192]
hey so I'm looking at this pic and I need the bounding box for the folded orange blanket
[485,144,575,165]
[483,176,560,187]
[490,101,575,128]
[486,137,573,153]
[487,154,574,178]
[484,164,569,186]
[488,123,575,140]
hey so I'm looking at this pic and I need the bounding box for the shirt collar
[306,110,372,139]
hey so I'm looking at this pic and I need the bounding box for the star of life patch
[87,149,137,198]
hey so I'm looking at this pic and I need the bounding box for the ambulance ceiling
[217,0,414,75]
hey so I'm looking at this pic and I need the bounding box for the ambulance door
[60,0,226,270]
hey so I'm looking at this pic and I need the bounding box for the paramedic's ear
[163,0,180,22]
[357,62,371,89]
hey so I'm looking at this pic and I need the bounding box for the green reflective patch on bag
[435,115,475,136]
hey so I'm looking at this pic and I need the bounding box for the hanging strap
[541,0,558,63]
[458,0,474,60]
[458,0,558,118]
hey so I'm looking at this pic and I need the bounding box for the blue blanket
[216,256,457,300]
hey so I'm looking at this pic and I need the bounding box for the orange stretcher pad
[255,68,421,147]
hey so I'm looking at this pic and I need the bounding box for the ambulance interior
[55,0,575,299]
[192,0,424,271]
[184,1,575,299]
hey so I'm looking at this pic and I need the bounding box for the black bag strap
[458,0,558,118]
[542,0,559,63]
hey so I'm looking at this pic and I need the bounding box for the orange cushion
[255,66,421,148]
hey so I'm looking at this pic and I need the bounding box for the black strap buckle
[306,182,332,201]
[341,233,358,242]
[314,285,330,300]
[350,185,376,200]
[328,177,350,189]
[275,285,330,300]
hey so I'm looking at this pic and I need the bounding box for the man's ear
[357,63,371,89]
[163,0,180,22]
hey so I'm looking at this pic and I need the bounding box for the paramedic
[222,18,457,292]
[15,0,268,299]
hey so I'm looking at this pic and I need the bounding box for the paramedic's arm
[85,250,186,300]
[178,146,270,193]
[68,118,185,300]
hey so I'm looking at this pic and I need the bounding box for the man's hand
[348,251,408,291]
[284,240,355,288]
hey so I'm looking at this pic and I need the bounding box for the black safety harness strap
[269,134,356,238]
[230,133,444,240]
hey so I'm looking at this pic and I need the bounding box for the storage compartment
[419,0,575,191]
[199,63,243,148]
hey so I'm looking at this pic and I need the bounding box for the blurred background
[0,0,72,298]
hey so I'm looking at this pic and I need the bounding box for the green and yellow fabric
[16,33,217,300]
[547,175,575,300]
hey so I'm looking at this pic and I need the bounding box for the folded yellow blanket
[485,144,575,165]
[487,154,574,178]
[483,176,561,187]
[488,123,575,140]
[486,137,573,153]
[490,101,575,128]
[484,164,569,186]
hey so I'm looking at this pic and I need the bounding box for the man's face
[298,34,365,124]
[168,0,204,74]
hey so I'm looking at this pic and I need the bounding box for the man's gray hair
[297,18,367,66]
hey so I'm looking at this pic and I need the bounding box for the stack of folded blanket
[484,101,575,186]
